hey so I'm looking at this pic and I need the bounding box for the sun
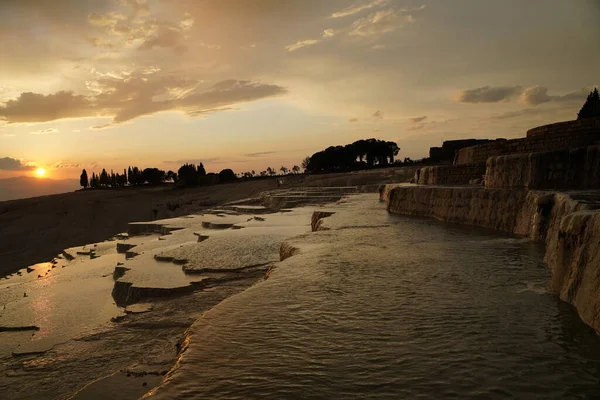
[35,168,46,178]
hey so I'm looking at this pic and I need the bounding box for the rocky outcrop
[112,281,195,307]
[385,184,600,333]
[279,242,300,261]
[311,211,335,232]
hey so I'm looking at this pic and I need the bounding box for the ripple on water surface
[147,195,600,400]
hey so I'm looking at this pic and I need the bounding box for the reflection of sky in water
[0,250,126,355]
[0,207,314,357]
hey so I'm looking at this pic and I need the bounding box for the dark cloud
[519,86,551,106]
[0,72,286,125]
[520,86,590,106]
[0,91,92,123]
[410,115,427,123]
[178,80,287,117]
[348,118,359,123]
[372,110,383,119]
[455,86,523,103]
[243,151,277,157]
[0,157,35,171]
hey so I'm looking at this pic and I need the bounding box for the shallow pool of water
[148,195,600,399]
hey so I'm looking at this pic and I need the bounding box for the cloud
[0,157,35,171]
[0,91,92,123]
[52,161,83,169]
[91,123,113,130]
[520,86,591,106]
[285,39,320,52]
[243,151,277,157]
[0,72,286,125]
[322,29,338,38]
[285,29,340,52]
[372,110,383,119]
[455,86,523,103]
[177,80,287,118]
[119,0,151,17]
[519,86,551,106]
[138,27,188,53]
[348,118,359,123]
[330,0,387,19]
[30,127,59,135]
[349,9,415,37]
[87,12,127,27]
[410,115,427,123]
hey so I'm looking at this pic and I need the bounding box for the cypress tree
[577,88,600,120]
[197,163,206,176]
[80,169,89,189]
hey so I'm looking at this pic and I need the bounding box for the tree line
[78,138,415,189]
[79,163,240,189]
[238,165,301,179]
[302,138,401,173]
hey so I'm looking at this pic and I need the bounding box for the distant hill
[0,176,80,202]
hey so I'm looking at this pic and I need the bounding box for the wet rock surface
[0,187,355,399]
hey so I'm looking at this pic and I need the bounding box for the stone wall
[429,139,499,162]
[386,186,533,233]
[456,121,600,165]
[485,145,600,190]
[416,164,486,185]
[526,117,600,138]
[384,184,600,334]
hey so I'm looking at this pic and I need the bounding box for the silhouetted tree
[218,169,237,182]
[178,163,198,186]
[578,88,600,120]
[197,163,206,176]
[80,169,89,189]
[303,139,400,173]
[280,166,288,175]
[166,170,178,183]
[141,168,165,185]
[292,165,300,174]
[260,170,267,177]
[100,169,109,186]
[301,157,310,171]
[266,167,276,176]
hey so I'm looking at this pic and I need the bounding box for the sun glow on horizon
[35,168,46,178]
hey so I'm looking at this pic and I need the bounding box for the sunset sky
[1,0,599,180]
